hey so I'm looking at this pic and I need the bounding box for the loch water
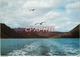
[1,38,80,56]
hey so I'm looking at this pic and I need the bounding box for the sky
[0,0,80,32]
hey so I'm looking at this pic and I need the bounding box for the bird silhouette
[30,9,35,11]
[35,22,46,25]
[35,23,39,25]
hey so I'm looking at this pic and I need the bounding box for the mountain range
[0,23,79,38]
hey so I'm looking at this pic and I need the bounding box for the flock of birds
[29,9,47,25]
[29,9,35,11]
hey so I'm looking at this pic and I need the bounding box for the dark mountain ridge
[0,23,17,38]
[0,23,79,38]
[60,24,80,38]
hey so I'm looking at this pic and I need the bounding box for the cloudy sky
[0,0,80,32]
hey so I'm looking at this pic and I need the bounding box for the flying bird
[35,22,46,25]
[35,23,38,25]
[30,9,35,11]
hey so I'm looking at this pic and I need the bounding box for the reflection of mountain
[0,23,79,38]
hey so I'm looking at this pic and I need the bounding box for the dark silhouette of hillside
[0,23,46,38]
[0,23,79,38]
[70,24,79,38]
[61,24,80,38]
[0,23,17,38]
